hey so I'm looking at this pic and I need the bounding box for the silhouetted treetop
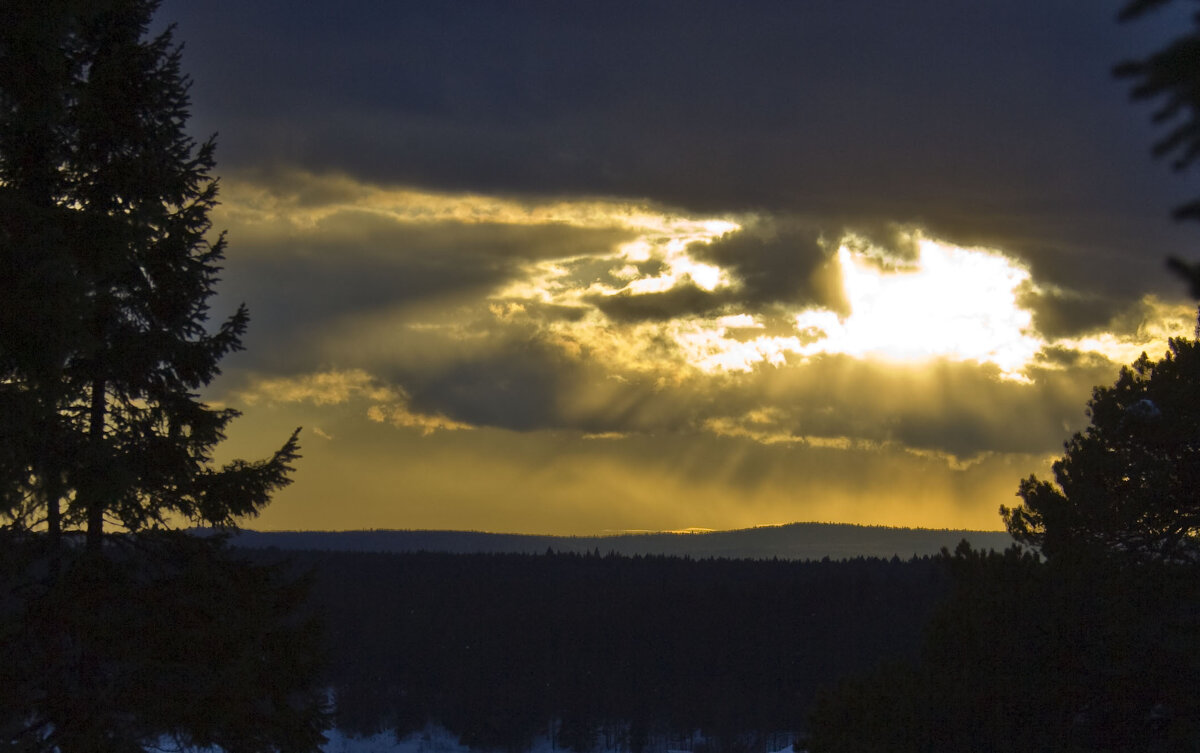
[1003,329,1200,563]
[1115,0,1200,295]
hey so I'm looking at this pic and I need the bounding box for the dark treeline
[803,334,1200,751]
[243,547,953,751]
[808,543,1200,752]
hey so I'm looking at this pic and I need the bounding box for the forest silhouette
[259,548,948,752]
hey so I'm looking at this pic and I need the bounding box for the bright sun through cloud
[491,214,1048,379]
[664,235,1043,379]
[219,176,1190,386]
[794,238,1041,378]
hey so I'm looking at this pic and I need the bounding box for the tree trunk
[46,496,60,539]
[85,377,105,554]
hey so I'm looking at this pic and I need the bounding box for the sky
[155,0,1200,534]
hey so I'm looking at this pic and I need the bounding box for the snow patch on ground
[321,726,801,753]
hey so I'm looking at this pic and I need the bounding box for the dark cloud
[154,0,1200,533]
[588,284,728,323]
[1019,286,1122,339]
[694,221,847,312]
[397,336,711,436]
[1035,347,1119,372]
[215,215,631,364]
[404,342,569,432]
[356,336,1113,460]
[160,0,1200,297]
[238,209,635,264]
[707,355,1114,459]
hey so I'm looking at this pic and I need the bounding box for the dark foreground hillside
[245,548,953,751]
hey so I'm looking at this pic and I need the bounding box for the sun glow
[659,236,1045,378]
[496,225,1048,378]
[792,239,1041,378]
[218,173,1191,387]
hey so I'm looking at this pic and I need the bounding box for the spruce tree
[0,0,297,545]
[0,1,326,749]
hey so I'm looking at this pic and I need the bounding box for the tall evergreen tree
[0,1,326,750]
[0,0,87,542]
[0,0,297,544]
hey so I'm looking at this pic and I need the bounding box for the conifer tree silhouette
[1116,0,1200,296]
[0,0,298,551]
[0,2,326,749]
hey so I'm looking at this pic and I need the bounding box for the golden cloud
[202,171,1200,533]
[230,369,471,436]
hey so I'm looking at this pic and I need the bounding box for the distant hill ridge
[220,522,1016,561]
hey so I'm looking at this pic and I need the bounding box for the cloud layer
[148,0,1200,532]
[203,172,1197,532]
